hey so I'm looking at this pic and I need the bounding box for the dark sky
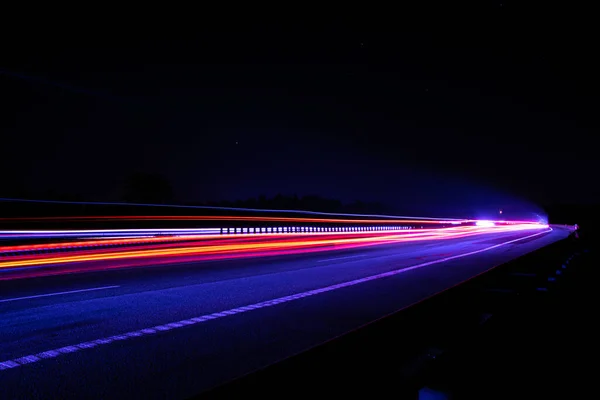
[1,7,598,217]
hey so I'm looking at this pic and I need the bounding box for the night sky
[1,8,597,218]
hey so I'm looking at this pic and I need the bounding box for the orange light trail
[0,224,548,272]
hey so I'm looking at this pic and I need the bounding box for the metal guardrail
[218,225,415,234]
[0,226,417,258]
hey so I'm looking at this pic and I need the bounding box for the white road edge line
[0,228,551,371]
[0,286,121,303]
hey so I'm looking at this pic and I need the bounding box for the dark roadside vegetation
[0,195,393,220]
[1,172,394,218]
[0,187,396,235]
[200,205,595,399]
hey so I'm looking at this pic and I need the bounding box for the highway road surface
[0,226,569,399]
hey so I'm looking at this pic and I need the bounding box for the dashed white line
[0,229,551,372]
[0,285,121,303]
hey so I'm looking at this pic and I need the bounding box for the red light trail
[0,222,549,280]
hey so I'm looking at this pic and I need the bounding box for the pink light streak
[0,222,549,280]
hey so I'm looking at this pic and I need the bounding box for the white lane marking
[0,229,551,371]
[0,286,120,303]
[317,254,369,262]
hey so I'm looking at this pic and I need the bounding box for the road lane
[0,227,569,399]
[0,286,120,303]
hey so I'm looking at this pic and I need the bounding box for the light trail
[0,228,222,239]
[0,216,543,240]
[0,226,425,240]
[0,215,468,224]
[0,214,544,226]
[0,224,549,276]
[0,228,423,252]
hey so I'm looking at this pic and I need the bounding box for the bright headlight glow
[476,220,495,227]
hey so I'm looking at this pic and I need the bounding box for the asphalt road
[0,227,569,399]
